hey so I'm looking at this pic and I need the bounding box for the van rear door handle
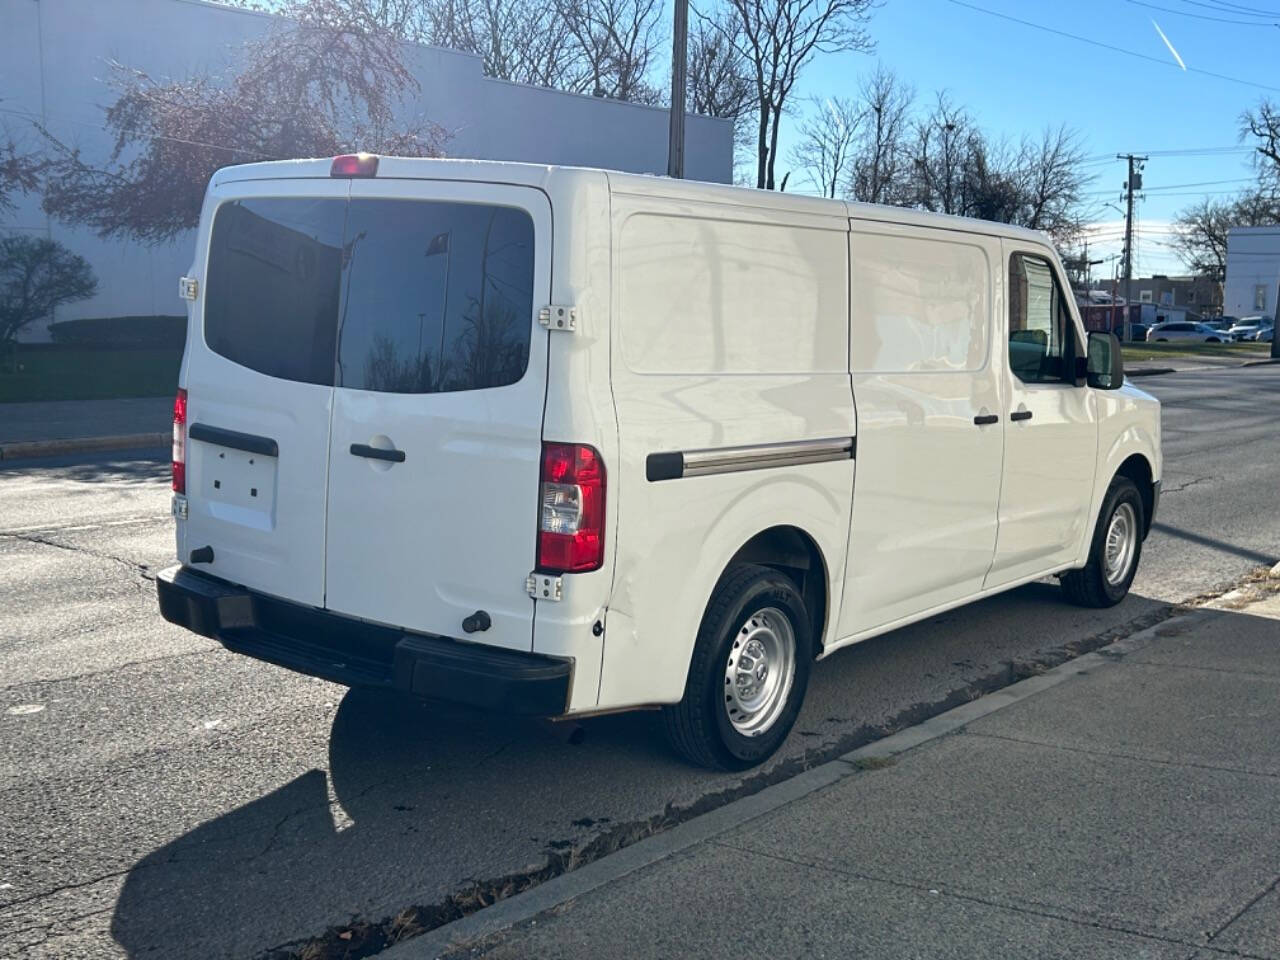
[973,414,999,426]
[1010,410,1033,422]
[350,443,406,463]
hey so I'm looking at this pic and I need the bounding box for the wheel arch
[1114,452,1156,537]
[723,525,830,658]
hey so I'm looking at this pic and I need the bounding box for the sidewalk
[0,396,170,458]
[404,582,1280,960]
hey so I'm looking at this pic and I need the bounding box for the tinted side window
[205,198,346,386]
[337,200,535,394]
[1008,253,1076,384]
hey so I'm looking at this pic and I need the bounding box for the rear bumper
[156,565,571,717]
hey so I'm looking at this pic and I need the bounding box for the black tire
[1156,338,1168,342]
[1061,476,1145,608]
[1207,337,1220,343]
[662,563,812,770]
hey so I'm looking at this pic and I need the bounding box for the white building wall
[0,0,733,339]
[1224,226,1280,318]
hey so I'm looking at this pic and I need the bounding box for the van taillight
[172,388,187,494]
[537,443,605,573]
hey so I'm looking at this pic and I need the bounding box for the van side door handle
[973,414,999,426]
[350,443,406,463]
[1010,410,1033,422]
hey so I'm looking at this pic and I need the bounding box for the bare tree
[1011,125,1090,243]
[416,0,582,89]
[960,133,1022,224]
[1172,198,1233,284]
[712,0,876,190]
[39,0,446,243]
[1243,99,1280,191]
[848,64,912,205]
[0,235,97,345]
[687,11,753,119]
[556,0,665,102]
[790,96,860,198]
[910,91,970,214]
[1173,190,1280,283]
[0,139,43,216]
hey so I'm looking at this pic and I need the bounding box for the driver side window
[1009,253,1076,384]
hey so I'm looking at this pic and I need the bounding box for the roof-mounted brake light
[330,154,378,178]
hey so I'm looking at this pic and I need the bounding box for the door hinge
[179,276,199,301]
[526,572,563,601]
[538,305,577,332]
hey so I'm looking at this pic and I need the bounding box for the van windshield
[204,197,536,393]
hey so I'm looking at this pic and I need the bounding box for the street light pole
[667,0,688,179]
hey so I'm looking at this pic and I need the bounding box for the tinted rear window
[204,198,536,393]
[205,198,346,386]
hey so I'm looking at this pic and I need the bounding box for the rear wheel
[662,563,812,770]
[1061,476,1145,608]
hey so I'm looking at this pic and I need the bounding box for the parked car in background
[1258,326,1275,343]
[1146,321,1226,343]
[1201,319,1233,332]
[1122,322,1150,342]
[1226,316,1273,341]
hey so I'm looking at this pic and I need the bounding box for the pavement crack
[1161,475,1216,496]
[0,866,135,910]
[1206,872,1280,943]
[0,649,215,693]
[962,729,1280,781]
[2,531,156,588]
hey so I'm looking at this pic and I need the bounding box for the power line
[945,0,1280,93]
[1124,0,1280,24]
[1181,0,1280,17]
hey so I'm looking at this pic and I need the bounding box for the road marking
[7,704,45,716]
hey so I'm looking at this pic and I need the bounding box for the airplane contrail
[1152,19,1187,71]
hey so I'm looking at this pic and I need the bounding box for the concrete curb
[377,610,1200,960]
[0,432,168,462]
[1241,357,1280,367]
[1125,367,1177,378]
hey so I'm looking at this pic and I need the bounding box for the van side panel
[599,185,855,711]
[531,171,617,712]
[836,223,1005,640]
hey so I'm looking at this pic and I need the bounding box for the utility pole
[667,0,688,179]
[1117,154,1147,342]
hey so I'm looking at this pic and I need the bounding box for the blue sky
[777,0,1280,276]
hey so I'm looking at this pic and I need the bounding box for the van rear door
[182,179,350,607]
[322,180,551,652]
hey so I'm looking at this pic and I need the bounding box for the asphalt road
[2,367,1278,960]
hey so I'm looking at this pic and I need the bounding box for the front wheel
[662,564,812,770]
[1061,477,1145,608]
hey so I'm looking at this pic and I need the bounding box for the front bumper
[156,565,571,716]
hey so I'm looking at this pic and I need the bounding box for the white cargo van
[158,155,1162,770]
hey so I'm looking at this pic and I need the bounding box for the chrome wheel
[723,607,796,737]
[1103,502,1138,586]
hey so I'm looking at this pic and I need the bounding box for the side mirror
[1086,331,1124,390]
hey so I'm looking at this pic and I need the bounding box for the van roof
[212,156,1053,246]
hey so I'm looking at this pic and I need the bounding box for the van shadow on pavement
[106,581,1176,960]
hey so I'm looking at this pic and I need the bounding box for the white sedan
[1145,321,1227,343]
